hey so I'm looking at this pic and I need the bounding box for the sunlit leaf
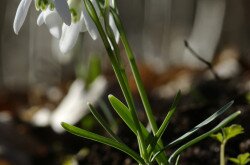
[148,91,181,155]
[108,94,168,162]
[87,102,122,143]
[167,101,234,148]
[229,153,250,165]
[167,111,241,163]
[210,132,223,143]
[150,110,241,163]
[223,124,244,141]
[61,122,144,164]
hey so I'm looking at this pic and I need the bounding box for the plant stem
[84,0,148,161]
[220,141,226,165]
[110,9,159,137]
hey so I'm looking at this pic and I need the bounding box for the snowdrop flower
[37,8,63,39]
[59,0,99,53]
[14,0,119,54]
[59,0,119,53]
[13,0,71,34]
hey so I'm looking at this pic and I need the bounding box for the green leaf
[229,152,250,165]
[210,132,223,143]
[150,110,241,163]
[87,103,122,143]
[167,111,241,163]
[229,158,240,164]
[108,95,168,162]
[148,91,181,155]
[61,122,144,164]
[238,153,250,165]
[223,124,244,141]
[167,101,234,148]
[108,95,137,134]
[175,155,181,165]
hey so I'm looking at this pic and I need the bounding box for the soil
[0,66,250,165]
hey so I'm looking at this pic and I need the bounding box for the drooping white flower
[59,0,99,53]
[53,0,71,26]
[14,0,120,54]
[13,0,32,34]
[37,8,63,39]
[13,0,71,34]
[59,0,119,54]
[59,15,86,53]
[82,0,99,40]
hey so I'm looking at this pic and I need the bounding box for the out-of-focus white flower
[13,0,71,34]
[50,76,107,133]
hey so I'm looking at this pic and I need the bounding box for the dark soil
[0,69,250,165]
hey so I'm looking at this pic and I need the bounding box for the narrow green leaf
[88,102,122,143]
[61,122,144,164]
[108,94,137,134]
[167,101,234,148]
[108,94,168,162]
[108,94,160,145]
[175,155,181,165]
[167,111,241,163]
[148,91,181,155]
[150,111,241,162]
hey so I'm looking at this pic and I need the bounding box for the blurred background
[0,0,250,164]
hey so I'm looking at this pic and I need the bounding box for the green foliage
[229,153,250,165]
[61,122,144,164]
[211,124,244,143]
[211,124,245,165]
[61,1,242,164]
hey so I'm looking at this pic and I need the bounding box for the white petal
[13,0,32,34]
[54,0,71,26]
[82,0,99,40]
[59,22,81,53]
[37,12,44,26]
[85,76,107,104]
[109,14,119,43]
[43,9,63,39]
[50,80,87,133]
[110,0,115,7]
[80,15,87,32]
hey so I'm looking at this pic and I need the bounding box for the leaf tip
[108,94,114,100]
[61,122,68,129]
[236,110,241,115]
[87,102,92,107]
